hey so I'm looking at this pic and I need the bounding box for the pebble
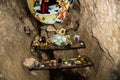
[47,25,56,32]
[41,30,48,38]
[80,42,84,46]
[23,58,36,68]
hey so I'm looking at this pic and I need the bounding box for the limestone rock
[41,25,48,30]
[23,58,36,69]
[47,32,55,37]
[41,30,48,38]
[47,25,56,32]
[54,23,63,30]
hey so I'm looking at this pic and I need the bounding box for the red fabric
[41,0,48,14]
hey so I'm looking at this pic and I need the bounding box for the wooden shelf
[30,56,94,70]
[31,41,86,52]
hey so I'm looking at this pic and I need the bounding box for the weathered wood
[32,41,86,51]
[29,56,94,70]
[31,62,93,70]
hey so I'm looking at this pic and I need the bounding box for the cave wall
[0,0,120,80]
[0,0,49,80]
[79,0,120,80]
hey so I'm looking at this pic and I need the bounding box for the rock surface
[23,58,36,68]
[47,25,56,32]
[0,0,120,80]
[79,0,120,80]
[0,0,49,80]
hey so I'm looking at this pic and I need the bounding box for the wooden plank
[35,41,85,51]
[31,63,93,70]
[29,56,94,70]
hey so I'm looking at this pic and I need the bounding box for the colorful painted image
[27,0,74,24]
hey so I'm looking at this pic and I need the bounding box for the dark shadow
[37,21,42,36]
[45,50,55,59]
[50,70,62,80]
[74,19,80,31]
[49,0,57,6]
[110,61,120,80]
[62,70,85,80]
[49,69,85,80]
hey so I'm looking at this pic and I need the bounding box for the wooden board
[30,41,86,52]
[29,56,94,70]
[39,41,85,51]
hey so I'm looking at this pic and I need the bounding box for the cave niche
[0,0,120,80]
